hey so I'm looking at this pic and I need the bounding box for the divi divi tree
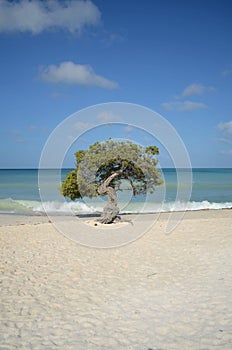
[61,139,163,224]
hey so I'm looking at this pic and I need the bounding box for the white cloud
[175,83,215,99]
[217,122,232,156]
[28,125,37,130]
[216,138,232,145]
[182,84,205,97]
[220,149,232,155]
[50,92,63,99]
[39,61,118,89]
[124,125,133,133]
[97,111,122,123]
[162,100,208,112]
[222,67,232,77]
[67,135,76,143]
[74,121,93,132]
[164,83,213,112]
[0,0,101,34]
[218,121,232,134]
[98,112,113,122]
[28,125,46,132]
[8,129,21,136]
[15,138,26,143]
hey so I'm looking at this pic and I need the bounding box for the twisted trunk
[97,172,121,224]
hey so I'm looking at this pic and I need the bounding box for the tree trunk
[97,172,121,224]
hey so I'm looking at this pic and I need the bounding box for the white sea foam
[158,200,232,212]
[34,201,101,215]
[0,198,231,215]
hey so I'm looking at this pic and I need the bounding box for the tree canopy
[61,139,163,223]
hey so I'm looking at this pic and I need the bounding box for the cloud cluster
[98,111,115,123]
[39,61,118,89]
[178,83,215,98]
[220,149,232,155]
[0,0,101,34]
[162,83,215,112]
[8,129,21,136]
[7,124,46,144]
[97,111,122,123]
[222,67,232,77]
[217,121,232,156]
[216,138,232,145]
[74,121,93,132]
[218,121,232,135]
[162,100,207,112]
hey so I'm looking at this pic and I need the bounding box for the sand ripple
[0,210,232,349]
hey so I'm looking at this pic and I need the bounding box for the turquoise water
[0,168,231,214]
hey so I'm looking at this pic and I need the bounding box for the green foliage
[61,139,163,201]
[75,150,87,167]
[145,145,159,155]
[61,170,81,200]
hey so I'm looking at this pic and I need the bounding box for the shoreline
[0,207,231,227]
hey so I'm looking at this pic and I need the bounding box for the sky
[0,0,232,168]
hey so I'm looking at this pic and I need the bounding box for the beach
[0,209,232,350]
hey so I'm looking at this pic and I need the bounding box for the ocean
[0,168,232,215]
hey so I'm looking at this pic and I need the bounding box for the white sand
[0,210,232,349]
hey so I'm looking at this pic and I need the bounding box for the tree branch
[97,171,122,196]
[123,173,139,195]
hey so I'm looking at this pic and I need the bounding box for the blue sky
[0,0,232,168]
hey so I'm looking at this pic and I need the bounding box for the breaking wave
[0,198,231,215]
